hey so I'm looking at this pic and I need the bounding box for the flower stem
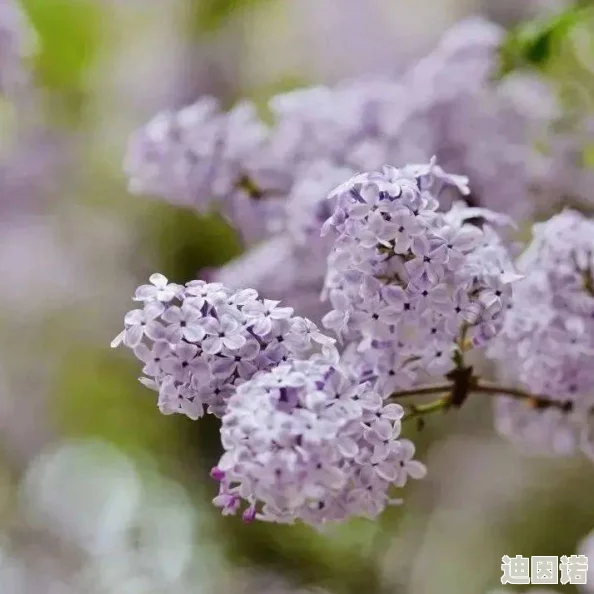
[472,381,573,412]
[391,379,572,415]
[402,396,451,423]
[389,385,453,399]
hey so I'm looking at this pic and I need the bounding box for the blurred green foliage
[194,0,273,32]
[500,3,594,113]
[21,0,104,120]
[499,6,586,74]
[145,206,243,283]
[54,346,184,462]
[221,519,394,594]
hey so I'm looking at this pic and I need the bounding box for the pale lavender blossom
[110,301,166,348]
[212,235,331,323]
[211,358,425,525]
[112,275,337,420]
[124,97,268,216]
[489,210,594,459]
[152,17,587,319]
[321,162,519,396]
[109,13,594,526]
[133,273,184,303]
[130,17,594,322]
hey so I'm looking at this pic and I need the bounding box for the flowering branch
[114,149,594,525]
[472,382,573,412]
[402,396,451,425]
[394,371,574,424]
[386,384,454,399]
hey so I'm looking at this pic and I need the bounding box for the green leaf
[499,6,587,76]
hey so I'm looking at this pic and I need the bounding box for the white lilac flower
[211,358,425,525]
[112,275,337,420]
[489,210,594,460]
[201,314,246,354]
[159,302,205,343]
[133,340,172,377]
[321,162,519,397]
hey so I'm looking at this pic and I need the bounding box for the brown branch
[391,379,572,414]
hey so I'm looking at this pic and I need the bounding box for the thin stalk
[473,382,573,412]
[390,380,571,413]
[389,384,453,399]
[402,396,451,422]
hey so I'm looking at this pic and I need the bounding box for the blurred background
[1,1,594,593]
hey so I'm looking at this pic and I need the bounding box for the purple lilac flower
[112,276,337,420]
[212,358,425,525]
[488,210,594,459]
[321,161,520,396]
[209,18,577,317]
[124,98,268,215]
[127,16,592,258]
[128,18,573,325]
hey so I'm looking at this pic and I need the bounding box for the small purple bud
[242,506,256,523]
[210,467,225,481]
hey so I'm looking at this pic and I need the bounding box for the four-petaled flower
[161,303,206,342]
[110,301,166,348]
[202,314,247,354]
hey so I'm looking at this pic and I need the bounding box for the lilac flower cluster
[215,20,588,318]
[113,272,428,524]
[321,162,520,396]
[128,18,560,319]
[125,98,269,237]
[113,153,532,523]
[489,210,594,458]
[111,274,337,420]
[124,16,594,331]
[115,12,594,522]
[213,357,425,525]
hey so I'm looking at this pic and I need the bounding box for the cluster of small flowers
[124,98,270,237]
[212,358,425,525]
[124,16,582,230]
[126,18,567,320]
[111,273,337,420]
[320,162,520,395]
[216,18,585,319]
[489,210,594,459]
[112,273,427,524]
